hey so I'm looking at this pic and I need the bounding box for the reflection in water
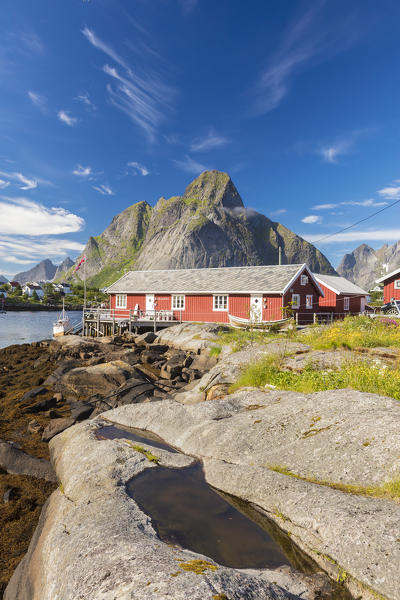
[96,424,179,453]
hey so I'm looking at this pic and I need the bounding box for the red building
[105,264,325,324]
[314,274,368,315]
[376,267,400,303]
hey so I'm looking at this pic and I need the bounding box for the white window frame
[172,295,185,310]
[344,296,350,311]
[115,294,127,309]
[300,274,308,286]
[213,294,228,311]
[291,294,300,309]
[394,280,400,290]
[306,294,313,309]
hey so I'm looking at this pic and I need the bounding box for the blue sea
[0,310,83,349]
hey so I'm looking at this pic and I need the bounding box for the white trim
[108,289,286,295]
[291,293,300,309]
[376,267,400,284]
[282,264,325,297]
[300,274,308,286]
[213,294,228,311]
[314,275,367,296]
[394,280,400,290]
[171,294,185,310]
[344,296,350,311]
[306,294,313,309]
[115,293,127,308]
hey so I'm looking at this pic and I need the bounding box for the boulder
[27,419,43,435]
[0,440,56,482]
[25,397,57,413]
[54,361,139,397]
[3,487,16,502]
[141,346,168,364]
[41,418,75,442]
[69,402,94,422]
[43,359,81,386]
[18,387,48,404]
[135,331,157,346]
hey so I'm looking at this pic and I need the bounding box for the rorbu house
[314,273,368,316]
[375,267,400,303]
[105,263,325,325]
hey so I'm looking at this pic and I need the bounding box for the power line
[311,197,400,244]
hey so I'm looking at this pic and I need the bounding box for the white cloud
[82,27,176,142]
[0,237,85,266]
[173,155,208,174]
[0,179,10,189]
[270,208,287,216]
[73,165,92,177]
[58,110,78,127]
[0,197,84,235]
[190,130,229,152]
[342,198,387,207]
[302,214,322,224]
[312,203,338,209]
[304,229,400,244]
[92,184,114,195]
[27,90,48,113]
[378,185,400,200]
[0,170,37,190]
[127,162,150,176]
[75,92,96,110]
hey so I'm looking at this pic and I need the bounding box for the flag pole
[83,256,86,309]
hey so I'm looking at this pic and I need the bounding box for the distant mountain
[337,241,400,290]
[53,257,74,281]
[63,170,336,287]
[13,259,57,285]
[0,275,8,284]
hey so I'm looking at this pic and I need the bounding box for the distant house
[9,281,20,291]
[105,263,325,324]
[376,267,400,303]
[22,283,44,299]
[314,274,368,315]
[53,282,72,295]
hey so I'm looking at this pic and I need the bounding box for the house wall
[283,274,322,324]
[317,284,365,314]
[383,274,400,303]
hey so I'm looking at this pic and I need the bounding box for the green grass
[298,315,400,350]
[209,345,222,357]
[269,465,400,502]
[128,443,160,464]
[232,355,400,401]
[217,328,283,352]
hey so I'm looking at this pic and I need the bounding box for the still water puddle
[96,424,178,453]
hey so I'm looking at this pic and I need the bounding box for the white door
[146,294,155,314]
[250,294,263,321]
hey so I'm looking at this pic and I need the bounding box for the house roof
[314,274,368,296]
[314,273,368,296]
[376,266,400,284]
[105,264,324,296]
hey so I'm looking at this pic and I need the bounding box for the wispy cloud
[173,155,208,174]
[74,92,96,110]
[82,27,176,142]
[190,129,230,152]
[73,165,92,177]
[92,184,114,195]
[378,183,400,200]
[252,3,362,114]
[305,229,400,244]
[27,90,48,114]
[58,110,78,127]
[0,236,85,267]
[320,143,350,164]
[270,208,287,216]
[127,162,150,176]
[0,197,84,235]
[312,203,337,210]
[302,214,322,224]
[313,198,388,210]
[0,170,37,190]
[0,179,10,190]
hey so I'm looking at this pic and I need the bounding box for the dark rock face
[13,259,57,285]
[42,418,75,443]
[66,170,335,287]
[53,257,74,281]
[0,440,56,482]
[337,241,400,289]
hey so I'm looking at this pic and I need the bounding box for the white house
[22,283,44,299]
[53,282,72,295]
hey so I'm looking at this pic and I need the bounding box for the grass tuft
[127,442,160,464]
[209,345,222,357]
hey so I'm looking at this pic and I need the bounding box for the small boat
[228,313,291,330]
[53,299,71,337]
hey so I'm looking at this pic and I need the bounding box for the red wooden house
[376,267,400,303]
[105,263,325,324]
[314,274,368,315]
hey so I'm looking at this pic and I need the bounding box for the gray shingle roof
[314,274,367,295]
[105,264,311,294]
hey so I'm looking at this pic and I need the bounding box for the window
[116,294,127,308]
[213,295,228,311]
[172,295,185,310]
[306,295,313,309]
[344,296,350,311]
[394,280,400,290]
[300,274,308,286]
[291,294,300,309]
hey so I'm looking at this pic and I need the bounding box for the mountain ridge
[54,170,336,286]
[337,241,400,289]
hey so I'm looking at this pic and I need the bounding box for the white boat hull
[228,314,290,329]
[53,319,71,337]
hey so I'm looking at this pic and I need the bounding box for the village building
[313,274,368,316]
[105,263,325,325]
[9,281,21,291]
[52,282,72,295]
[376,266,400,303]
[22,283,44,299]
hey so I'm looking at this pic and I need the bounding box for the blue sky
[1,0,400,278]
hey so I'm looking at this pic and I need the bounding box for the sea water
[0,310,82,349]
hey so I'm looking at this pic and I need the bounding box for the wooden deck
[82,308,181,337]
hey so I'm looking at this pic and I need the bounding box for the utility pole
[278,246,282,265]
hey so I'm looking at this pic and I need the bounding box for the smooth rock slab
[0,440,57,482]
[54,360,138,397]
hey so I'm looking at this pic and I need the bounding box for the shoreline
[3,304,83,312]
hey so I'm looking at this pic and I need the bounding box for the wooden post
[129,310,132,334]
[153,309,156,334]
[295,312,299,326]
[97,309,100,338]
[112,310,115,335]
[313,313,317,324]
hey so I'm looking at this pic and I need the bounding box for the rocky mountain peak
[14,259,57,285]
[182,170,244,210]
